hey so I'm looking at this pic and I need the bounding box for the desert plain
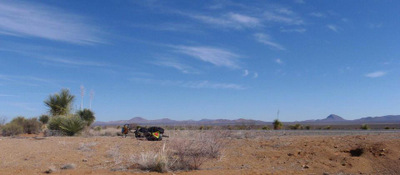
[1,130,400,175]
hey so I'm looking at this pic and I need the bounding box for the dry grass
[78,142,97,152]
[83,128,120,137]
[127,130,226,172]
[129,143,172,173]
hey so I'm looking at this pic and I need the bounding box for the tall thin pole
[89,90,94,110]
[277,109,280,120]
[80,85,85,110]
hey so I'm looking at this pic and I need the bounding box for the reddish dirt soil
[0,132,399,175]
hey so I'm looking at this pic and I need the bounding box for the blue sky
[1,0,399,122]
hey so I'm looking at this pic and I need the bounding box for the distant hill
[299,114,400,124]
[93,117,268,126]
[94,114,400,126]
[354,115,400,123]
[300,114,347,123]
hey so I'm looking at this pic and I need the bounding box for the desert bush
[47,116,65,130]
[261,126,270,130]
[384,126,390,130]
[22,118,42,134]
[76,109,95,126]
[2,122,23,136]
[361,124,370,130]
[273,119,283,130]
[305,125,311,130]
[130,144,171,173]
[10,116,26,126]
[169,133,224,170]
[289,124,303,130]
[94,126,102,131]
[39,115,50,124]
[59,116,86,136]
[324,126,332,130]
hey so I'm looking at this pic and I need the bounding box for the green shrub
[305,126,311,130]
[76,109,95,126]
[94,126,102,131]
[59,116,86,136]
[384,126,390,130]
[48,116,65,130]
[324,126,332,130]
[39,115,50,124]
[273,119,283,130]
[2,123,23,136]
[22,118,42,134]
[289,124,303,130]
[261,126,270,130]
[11,116,26,126]
[360,124,370,130]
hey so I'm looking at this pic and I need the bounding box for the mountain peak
[325,114,345,121]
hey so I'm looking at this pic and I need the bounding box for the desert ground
[1,130,400,175]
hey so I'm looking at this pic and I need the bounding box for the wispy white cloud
[310,12,325,18]
[276,8,294,15]
[253,72,258,78]
[0,1,103,45]
[263,11,303,25]
[254,33,285,50]
[0,74,61,87]
[39,57,109,67]
[365,71,386,78]
[151,58,199,74]
[275,58,284,65]
[190,12,261,29]
[131,78,245,90]
[172,45,241,69]
[280,28,306,33]
[368,23,383,29]
[243,69,249,77]
[327,24,340,32]
[7,102,37,111]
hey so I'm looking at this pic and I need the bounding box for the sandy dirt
[0,131,400,175]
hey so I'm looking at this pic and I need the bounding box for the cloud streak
[131,78,245,90]
[172,45,241,69]
[254,33,285,50]
[275,58,284,65]
[365,71,386,78]
[39,56,110,67]
[0,1,103,45]
[151,58,199,74]
[190,12,261,29]
[327,24,340,32]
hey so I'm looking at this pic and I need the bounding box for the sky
[0,0,399,122]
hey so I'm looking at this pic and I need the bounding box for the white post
[89,90,94,110]
[80,85,85,110]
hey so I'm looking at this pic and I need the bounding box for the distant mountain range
[93,114,400,126]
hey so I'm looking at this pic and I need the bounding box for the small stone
[287,153,294,156]
[60,163,76,170]
[302,165,309,169]
[82,159,88,162]
[44,166,56,174]
[379,152,385,156]
[334,146,338,148]
[323,173,329,175]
